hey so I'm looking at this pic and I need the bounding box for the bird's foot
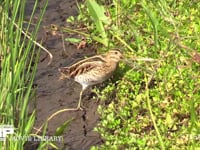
[76,104,86,111]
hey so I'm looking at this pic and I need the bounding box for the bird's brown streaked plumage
[58,50,123,110]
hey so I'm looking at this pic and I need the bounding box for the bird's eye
[115,51,118,54]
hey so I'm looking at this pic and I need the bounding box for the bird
[58,49,123,110]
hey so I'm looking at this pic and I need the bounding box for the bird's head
[106,50,123,63]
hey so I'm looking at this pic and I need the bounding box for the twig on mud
[35,108,78,134]
[4,13,53,65]
[61,32,68,56]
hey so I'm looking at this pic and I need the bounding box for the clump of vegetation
[0,0,59,149]
[65,0,200,149]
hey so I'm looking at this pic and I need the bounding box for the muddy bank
[26,0,103,149]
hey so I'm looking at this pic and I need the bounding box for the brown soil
[26,0,103,149]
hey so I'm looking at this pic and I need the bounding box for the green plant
[65,0,200,149]
[0,0,52,149]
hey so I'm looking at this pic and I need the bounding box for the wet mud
[25,0,103,149]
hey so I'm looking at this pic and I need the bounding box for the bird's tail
[58,67,70,80]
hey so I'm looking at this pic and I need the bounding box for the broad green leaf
[86,0,109,46]
[55,118,73,136]
[65,38,81,43]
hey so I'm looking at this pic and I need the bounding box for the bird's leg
[76,89,85,110]
[76,85,88,110]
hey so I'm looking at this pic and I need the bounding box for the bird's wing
[58,55,106,78]
[69,61,103,78]
[70,55,106,67]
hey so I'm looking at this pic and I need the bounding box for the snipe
[58,50,123,110]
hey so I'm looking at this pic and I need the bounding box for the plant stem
[144,73,165,150]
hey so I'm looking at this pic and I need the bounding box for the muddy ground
[25,0,103,149]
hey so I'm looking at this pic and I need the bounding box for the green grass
[0,0,58,149]
[64,0,200,149]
